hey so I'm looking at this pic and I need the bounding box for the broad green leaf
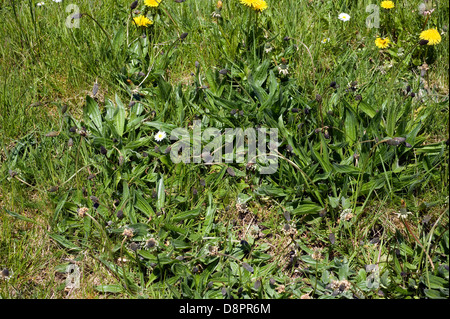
[48,234,82,252]
[156,176,165,212]
[95,284,124,293]
[84,95,102,134]
[4,208,38,224]
[114,93,126,137]
[172,208,201,222]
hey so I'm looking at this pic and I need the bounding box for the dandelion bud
[219,68,229,75]
[61,104,68,114]
[130,0,138,10]
[230,109,237,115]
[100,145,107,155]
[291,108,299,113]
[406,85,411,93]
[315,94,322,102]
[180,32,188,40]
[330,81,337,88]
[69,126,77,133]
[129,101,136,107]
[283,36,291,41]
[195,61,200,68]
[410,92,416,97]
[304,108,310,115]
[355,94,362,101]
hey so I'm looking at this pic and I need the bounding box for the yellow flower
[144,0,161,7]
[419,28,442,45]
[240,0,267,11]
[240,0,256,7]
[375,37,390,49]
[133,15,153,27]
[252,0,268,11]
[381,1,395,9]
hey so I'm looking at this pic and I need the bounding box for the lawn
[0,0,448,300]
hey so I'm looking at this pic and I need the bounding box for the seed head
[130,242,139,252]
[145,238,157,249]
[78,207,88,218]
[122,227,134,238]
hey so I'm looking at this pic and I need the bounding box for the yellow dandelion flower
[419,28,442,45]
[381,1,395,9]
[144,0,161,7]
[375,37,390,49]
[133,15,153,27]
[252,0,268,11]
[240,0,256,7]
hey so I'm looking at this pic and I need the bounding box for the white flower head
[37,2,45,6]
[338,13,351,21]
[321,38,330,44]
[53,0,62,2]
[396,209,412,219]
[340,208,353,221]
[154,131,167,142]
[277,65,289,76]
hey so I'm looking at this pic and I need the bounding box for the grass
[0,0,448,299]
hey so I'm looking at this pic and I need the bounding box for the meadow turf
[0,0,448,299]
